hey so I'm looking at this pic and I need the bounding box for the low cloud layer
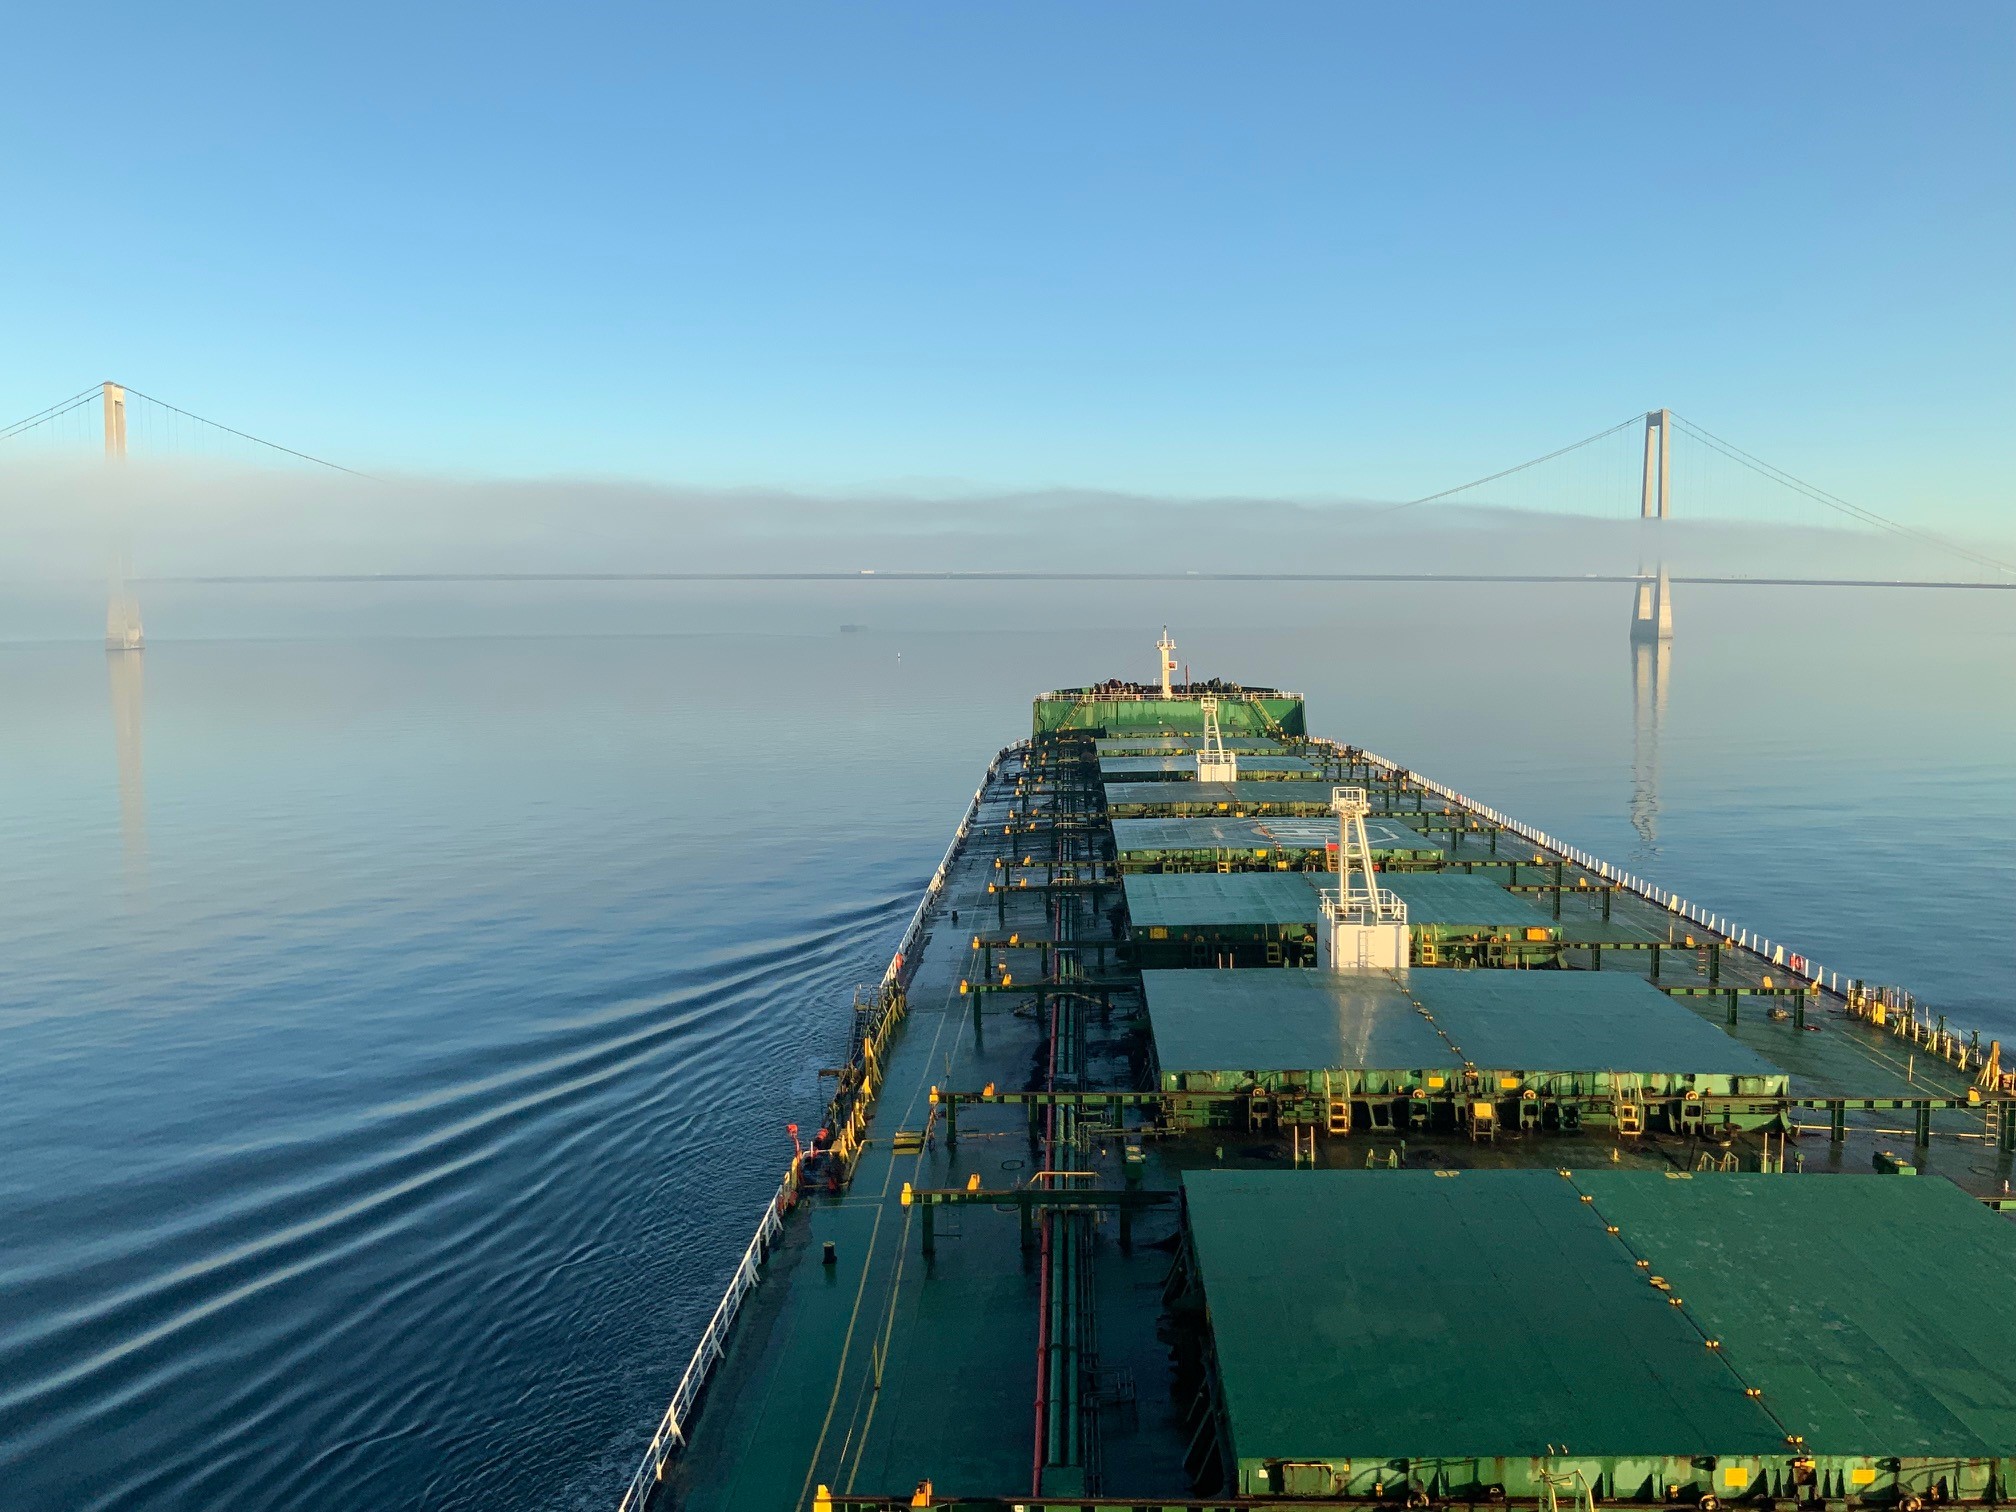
[6,457,2011,586]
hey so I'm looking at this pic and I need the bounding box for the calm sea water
[3,581,2011,1510]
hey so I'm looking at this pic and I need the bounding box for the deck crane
[1195,695,1239,782]
[1318,786,1410,971]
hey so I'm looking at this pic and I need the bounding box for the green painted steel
[655,695,2016,1512]
[1111,815,1442,865]
[1103,779,1341,816]
[1095,736,1284,755]
[1409,972,1784,1082]
[1144,969,1785,1092]
[1125,873,1546,931]
[1099,754,1317,780]
[1380,872,1554,929]
[1117,872,1656,970]
[1032,691,1306,736]
[1144,970,1441,1087]
[1184,1168,1790,1486]
[1122,872,1322,928]
[1185,1169,2016,1500]
[1578,1171,2016,1456]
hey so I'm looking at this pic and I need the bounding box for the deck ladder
[1613,1073,1645,1137]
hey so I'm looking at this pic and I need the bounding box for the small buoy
[822,1241,837,1266]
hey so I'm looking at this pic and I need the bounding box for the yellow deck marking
[795,868,990,1508]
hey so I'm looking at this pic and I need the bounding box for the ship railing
[825,988,910,1175]
[1337,737,1845,984]
[1032,685,1298,709]
[1320,736,2003,1087]
[1319,882,1407,926]
[881,740,1027,990]
[1034,685,1301,704]
[616,1174,791,1512]
[618,741,1030,1509]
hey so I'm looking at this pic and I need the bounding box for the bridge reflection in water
[107,647,147,892]
[1629,635,1669,850]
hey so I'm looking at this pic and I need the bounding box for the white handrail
[882,741,1023,987]
[617,740,1024,1509]
[1331,738,1847,992]
[1035,686,1302,703]
[615,1185,789,1512]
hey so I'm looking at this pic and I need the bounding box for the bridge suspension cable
[1370,414,1646,518]
[1361,409,2010,581]
[1668,413,2014,578]
[0,381,376,479]
[0,385,103,441]
[117,387,376,478]
[4,383,2001,576]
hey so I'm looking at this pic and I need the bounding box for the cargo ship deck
[625,660,2016,1512]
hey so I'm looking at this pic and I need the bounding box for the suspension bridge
[3,381,2009,649]
[3,381,370,650]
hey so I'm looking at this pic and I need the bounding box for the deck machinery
[1122,870,1595,969]
[1143,969,1790,1135]
[1110,814,1445,873]
[634,636,2016,1512]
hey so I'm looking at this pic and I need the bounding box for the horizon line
[114,571,2016,590]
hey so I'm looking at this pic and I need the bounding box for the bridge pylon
[103,381,144,653]
[1630,408,1673,643]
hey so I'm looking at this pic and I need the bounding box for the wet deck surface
[663,738,2013,1510]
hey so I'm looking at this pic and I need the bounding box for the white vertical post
[1640,414,1659,520]
[1631,409,1674,642]
[103,381,127,459]
[1655,406,1671,520]
[104,383,143,652]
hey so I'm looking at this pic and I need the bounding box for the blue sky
[2,3,2010,530]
